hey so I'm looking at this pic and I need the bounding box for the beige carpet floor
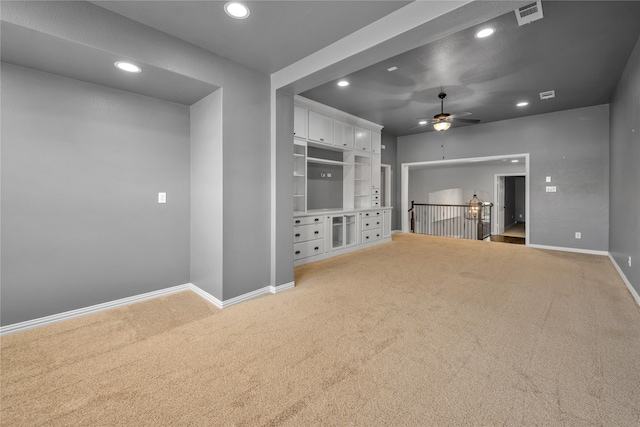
[2,233,639,426]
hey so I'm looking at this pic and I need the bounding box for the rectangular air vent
[539,90,555,100]
[515,1,544,26]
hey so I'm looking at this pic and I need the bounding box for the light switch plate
[158,192,166,203]
[545,186,557,192]
[575,232,581,239]
[546,176,551,183]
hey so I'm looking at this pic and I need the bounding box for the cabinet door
[308,110,333,145]
[294,106,307,140]
[383,210,392,238]
[371,154,381,190]
[334,120,354,148]
[371,132,381,154]
[355,127,371,152]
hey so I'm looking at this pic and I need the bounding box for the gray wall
[515,176,525,223]
[381,132,399,230]
[409,163,525,207]
[398,104,610,251]
[505,177,516,227]
[1,1,272,324]
[274,90,295,288]
[190,90,224,300]
[1,64,191,325]
[609,35,640,295]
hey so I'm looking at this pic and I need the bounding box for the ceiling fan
[411,92,480,131]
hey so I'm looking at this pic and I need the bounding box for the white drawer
[362,229,382,243]
[371,188,381,195]
[294,215,323,226]
[361,210,382,219]
[361,217,382,231]
[371,194,380,201]
[294,223,323,243]
[294,240,324,260]
[371,201,381,207]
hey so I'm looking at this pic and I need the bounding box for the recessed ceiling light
[114,61,142,73]
[224,2,250,19]
[475,27,495,38]
[511,159,519,163]
[387,66,398,72]
[337,80,350,87]
[517,101,529,107]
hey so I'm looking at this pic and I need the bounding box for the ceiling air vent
[539,90,555,100]
[515,1,544,26]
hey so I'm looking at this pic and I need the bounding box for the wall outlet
[629,256,632,267]
[575,232,581,239]
[320,172,326,177]
[546,186,557,192]
[158,192,166,203]
[327,173,332,178]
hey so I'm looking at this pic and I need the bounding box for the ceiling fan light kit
[411,91,480,132]
[434,121,451,132]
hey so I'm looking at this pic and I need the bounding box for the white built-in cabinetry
[293,95,392,266]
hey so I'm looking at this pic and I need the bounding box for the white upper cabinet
[308,110,333,145]
[355,127,372,152]
[371,131,381,154]
[294,106,307,140]
[333,120,354,149]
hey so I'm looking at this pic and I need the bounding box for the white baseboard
[527,243,609,256]
[1,281,293,336]
[0,283,193,336]
[270,281,295,294]
[608,254,640,308]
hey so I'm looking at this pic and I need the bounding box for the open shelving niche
[294,139,362,213]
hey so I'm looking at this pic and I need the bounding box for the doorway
[494,173,526,244]
[401,153,530,244]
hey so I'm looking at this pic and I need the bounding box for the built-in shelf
[307,157,351,166]
[294,173,305,177]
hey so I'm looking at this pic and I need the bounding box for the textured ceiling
[301,1,640,135]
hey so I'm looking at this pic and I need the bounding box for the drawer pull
[376,222,380,225]
[376,234,380,237]
[314,231,319,234]
[295,251,301,255]
[314,218,319,222]
[295,220,300,224]
[295,233,300,237]
[314,246,319,251]
[365,223,369,227]
[365,213,370,216]
[365,236,369,239]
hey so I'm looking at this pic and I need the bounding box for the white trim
[0,282,295,335]
[218,286,271,308]
[608,254,640,307]
[401,153,529,234]
[0,283,193,336]
[185,283,223,309]
[527,244,609,256]
[270,281,295,294]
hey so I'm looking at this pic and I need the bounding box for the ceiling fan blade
[448,111,472,119]
[407,123,429,131]
[451,118,481,124]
